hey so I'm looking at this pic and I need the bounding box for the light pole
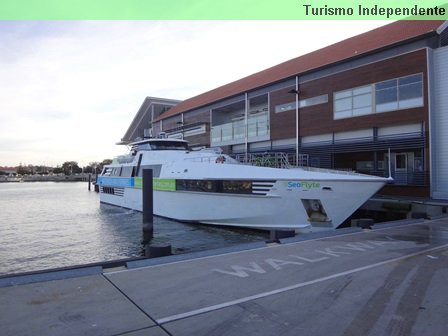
[288,77,300,166]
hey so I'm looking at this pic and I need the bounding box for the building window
[248,112,269,138]
[300,94,328,108]
[211,95,269,145]
[376,74,423,112]
[334,73,423,119]
[334,85,372,119]
[275,102,296,113]
[375,79,398,112]
[167,124,206,139]
[211,111,269,144]
[275,94,328,113]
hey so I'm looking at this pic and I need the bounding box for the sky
[0,20,390,167]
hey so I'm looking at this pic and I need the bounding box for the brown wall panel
[185,129,210,147]
[162,115,183,131]
[270,85,297,140]
[184,109,210,125]
[183,110,210,146]
[270,49,429,139]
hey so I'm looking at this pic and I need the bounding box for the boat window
[175,179,253,194]
[131,140,189,151]
[135,153,143,176]
[176,180,217,192]
[120,166,134,177]
[222,180,252,194]
[102,167,112,176]
[138,165,162,178]
[110,167,122,176]
[134,144,152,151]
[150,141,189,151]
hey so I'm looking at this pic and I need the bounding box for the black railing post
[142,169,153,243]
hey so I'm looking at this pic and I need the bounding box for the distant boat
[0,175,22,182]
[98,138,389,232]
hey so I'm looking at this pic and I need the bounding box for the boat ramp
[1,217,448,336]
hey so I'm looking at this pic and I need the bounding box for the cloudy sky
[0,20,389,167]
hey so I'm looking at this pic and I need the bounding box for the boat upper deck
[130,138,189,152]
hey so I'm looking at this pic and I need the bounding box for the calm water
[0,182,266,275]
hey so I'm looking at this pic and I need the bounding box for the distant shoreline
[0,174,95,183]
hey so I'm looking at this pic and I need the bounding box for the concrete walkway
[1,217,448,336]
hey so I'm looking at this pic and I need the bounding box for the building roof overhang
[154,20,446,122]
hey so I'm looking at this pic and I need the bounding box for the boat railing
[185,156,217,164]
[285,153,309,167]
[185,150,311,168]
[232,152,308,168]
[231,152,303,169]
[184,155,239,164]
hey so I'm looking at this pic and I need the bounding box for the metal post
[94,166,99,192]
[245,92,249,163]
[181,113,184,139]
[88,173,91,191]
[288,79,300,167]
[387,148,392,180]
[295,76,299,167]
[142,169,153,243]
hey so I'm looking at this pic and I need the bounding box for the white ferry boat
[98,138,390,231]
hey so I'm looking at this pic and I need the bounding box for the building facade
[120,97,181,144]
[123,20,448,199]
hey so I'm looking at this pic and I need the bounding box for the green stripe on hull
[134,177,176,191]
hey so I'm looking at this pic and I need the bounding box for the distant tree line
[15,159,112,176]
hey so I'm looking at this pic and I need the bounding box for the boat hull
[98,139,389,231]
[99,178,385,231]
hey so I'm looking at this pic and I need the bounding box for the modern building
[123,20,448,200]
[120,97,181,144]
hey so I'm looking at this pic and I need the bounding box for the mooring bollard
[269,230,295,242]
[142,169,154,244]
[356,218,374,229]
[145,243,172,258]
[269,230,276,242]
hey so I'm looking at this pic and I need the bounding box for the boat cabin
[130,138,189,153]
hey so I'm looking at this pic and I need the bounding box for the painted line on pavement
[108,220,432,275]
[156,243,448,324]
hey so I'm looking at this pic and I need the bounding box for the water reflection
[0,182,266,275]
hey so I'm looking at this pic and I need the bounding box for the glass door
[394,153,408,184]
